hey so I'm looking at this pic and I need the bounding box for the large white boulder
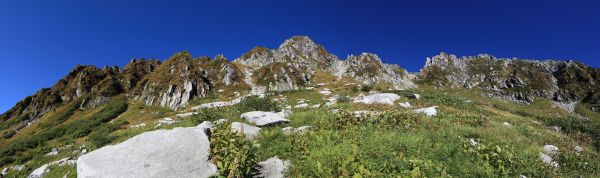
[413,106,438,116]
[77,124,217,178]
[354,93,400,105]
[241,111,290,126]
[231,122,261,139]
[257,157,291,178]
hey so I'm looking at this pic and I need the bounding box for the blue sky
[1,0,599,113]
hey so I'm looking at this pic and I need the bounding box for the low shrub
[462,139,523,176]
[236,95,278,113]
[190,108,223,125]
[422,92,474,109]
[209,122,258,177]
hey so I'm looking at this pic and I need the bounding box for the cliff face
[418,52,600,111]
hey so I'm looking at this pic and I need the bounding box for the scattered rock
[352,110,382,117]
[215,119,229,125]
[241,111,290,126]
[547,126,561,132]
[354,93,400,105]
[282,126,312,135]
[277,109,293,118]
[399,102,411,108]
[29,157,74,178]
[176,112,198,118]
[542,145,560,156]
[319,90,332,96]
[155,118,178,128]
[310,104,321,108]
[130,123,147,128]
[408,94,421,100]
[413,106,438,116]
[539,153,559,167]
[325,96,337,106]
[11,165,25,171]
[45,148,59,156]
[468,138,478,146]
[502,122,512,127]
[574,146,583,155]
[1,168,8,175]
[193,101,235,109]
[231,122,262,139]
[294,103,309,109]
[257,157,291,178]
[77,124,217,178]
[552,101,578,113]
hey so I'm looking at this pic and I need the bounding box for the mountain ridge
[1,36,599,125]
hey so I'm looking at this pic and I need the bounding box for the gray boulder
[241,111,290,126]
[413,106,438,116]
[353,93,401,105]
[231,122,262,139]
[77,123,217,178]
[256,157,291,178]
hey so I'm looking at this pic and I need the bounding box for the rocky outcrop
[1,65,121,123]
[133,53,243,110]
[342,53,416,89]
[252,62,309,91]
[353,93,401,105]
[121,58,160,91]
[234,36,415,91]
[241,111,290,126]
[77,124,217,178]
[418,52,600,109]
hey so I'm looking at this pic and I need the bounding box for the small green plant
[422,92,474,109]
[463,139,523,176]
[360,85,373,92]
[209,123,258,177]
[190,108,223,125]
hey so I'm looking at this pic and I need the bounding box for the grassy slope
[1,75,599,177]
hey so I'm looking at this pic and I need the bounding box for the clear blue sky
[1,0,599,113]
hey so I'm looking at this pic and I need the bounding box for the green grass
[2,84,599,177]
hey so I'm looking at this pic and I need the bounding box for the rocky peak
[234,36,339,70]
[121,59,161,91]
[418,52,600,110]
[277,36,338,70]
[235,47,276,68]
[133,52,243,110]
[343,53,415,89]
[1,65,121,122]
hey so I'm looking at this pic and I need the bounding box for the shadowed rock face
[418,52,600,110]
[1,65,121,123]
[1,54,244,125]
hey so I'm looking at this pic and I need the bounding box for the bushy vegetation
[0,97,127,165]
[235,95,278,113]
[209,122,258,177]
[87,119,129,149]
[190,108,224,125]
